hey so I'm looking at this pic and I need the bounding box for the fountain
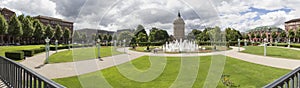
[162,39,199,53]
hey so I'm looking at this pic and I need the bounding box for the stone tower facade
[173,12,185,40]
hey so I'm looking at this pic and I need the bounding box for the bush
[32,48,45,54]
[5,51,25,60]
[22,50,34,57]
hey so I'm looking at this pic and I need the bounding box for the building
[173,12,185,40]
[285,18,300,31]
[0,7,15,22]
[33,15,73,32]
[247,26,283,42]
[77,28,115,35]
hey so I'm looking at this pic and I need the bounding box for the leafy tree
[250,32,255,39]
[81,33,87,43]
[271,31,277,42]
[8,15,23,43]
[207,26,221,41]
[137,32,148,42]
[148,27,169,42]
[118,31,134,43]
[73,31,81,42]
[188,29,201,40]
[288,30,295,42]
[295,29,300,42]
[63,28,71,43]
[54,25,63,40]
[108,35,112,42]
[243,34,249,40]
[22,17,35,44]
[45,25,54,39]
[256,33,261,38]
[33,20,44,44]
[103,35,108,41]
[280,32,286,42]
[262,33,267,39]
[134,24,148,42]
[98,34,102,41]
[0,14,8,44]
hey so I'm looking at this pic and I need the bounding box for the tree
[63,28,71,43]
[271,31,277,42]
[134,24,148,42]
[188,29,201,40]
[137,32,148,42]
[288,30,295,42]
[22,17,35,44]
[8,15,23,43]
[262,33,267,39]
[108,35,112,42]
[81,33,87,43]
[33,20,44,44]
[118,31,133,43]
[295,28,300,43]
[148,27,169,42]
[73,31,81,42]
[250,32,255,39]
[54,25,63,40]
[0,14,8,44]
[280,32,286,42]
[103,35,108,41]
[45,25,54,39]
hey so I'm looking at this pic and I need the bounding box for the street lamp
[44,37,50,64]
[264,38,267,56]
[97,39,103,61]
[238,39,240,51]
[55,40,58,53]
[288,38,291,48]
[123,39,126,53]
[68,40,71,50]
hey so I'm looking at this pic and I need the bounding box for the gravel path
[19,46,300,79]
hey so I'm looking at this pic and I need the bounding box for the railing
[264,66,300,88]
[0,56,65,88]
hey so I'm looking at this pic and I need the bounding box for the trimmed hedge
[32,48,45,54]
[22,50,34,57]
[5,51,25,60]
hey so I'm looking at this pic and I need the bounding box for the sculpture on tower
[173,11,185,40]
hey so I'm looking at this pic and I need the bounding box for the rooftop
[33,15,73,23]
[247,26,283,33]
[285,18,300,23]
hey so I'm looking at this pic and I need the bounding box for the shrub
[22,50,34,57]
[5,51,25,60]
[32,48,45,54]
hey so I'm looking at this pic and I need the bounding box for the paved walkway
[19,46,300,79]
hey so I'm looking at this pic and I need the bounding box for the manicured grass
[241,46,300,59]
[48,46,122,63]
[0,45,44,56]
[53,55,289,88]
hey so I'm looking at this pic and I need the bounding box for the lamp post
[114,40,117,47]
[288,39,291,48]
[68,40,71,50]
[244,39,247,46]
[97,39,103,61]
[123,39,126,53]
[238,39,240,51]
[264,38,267,56]
[44,37,50,64]
[55,40,58,53]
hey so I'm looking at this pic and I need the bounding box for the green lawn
[53,55,289,88]
[48,46,122,63]
[0,45,44,56]
[241,46,300,59]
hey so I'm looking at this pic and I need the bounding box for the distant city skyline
[1,0,300,35]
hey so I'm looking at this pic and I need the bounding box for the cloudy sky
[1,0,300,35]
